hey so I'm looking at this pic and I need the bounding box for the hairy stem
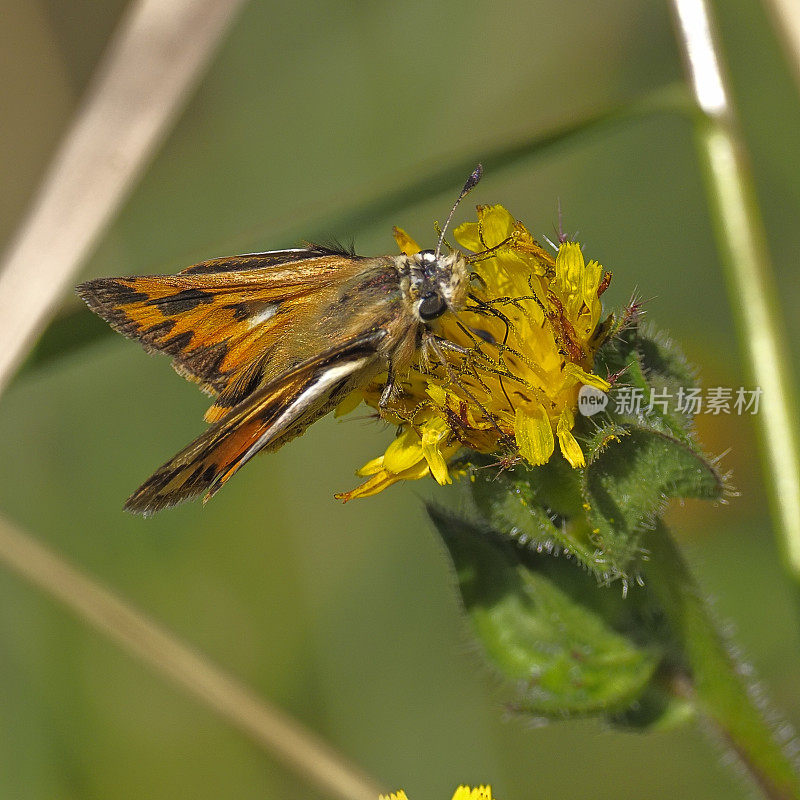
[645,522,800,800]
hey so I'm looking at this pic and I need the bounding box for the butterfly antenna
[435,163,483,259]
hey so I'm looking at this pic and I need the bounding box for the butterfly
[77,166,483,515]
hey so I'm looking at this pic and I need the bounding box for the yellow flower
[339,204,612,501]
[451,787,494,800]
[379,786,494,800]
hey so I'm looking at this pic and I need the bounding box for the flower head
[338,204,612,500]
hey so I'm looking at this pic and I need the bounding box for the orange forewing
[77,248,364,421]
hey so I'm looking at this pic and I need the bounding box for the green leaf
[428,505,671,721]
[582,428,724,579]
[467,453,608,578]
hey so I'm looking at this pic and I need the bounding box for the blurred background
[1,0,799,798]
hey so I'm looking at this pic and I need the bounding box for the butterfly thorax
[300,250,467,375]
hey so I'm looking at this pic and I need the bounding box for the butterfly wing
[76,247,367,420]
[123,329,386,515]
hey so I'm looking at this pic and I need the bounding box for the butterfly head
[401,249,469,323]
[394,163,481,324]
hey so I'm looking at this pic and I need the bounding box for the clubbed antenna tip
[435,164,484,258]
[463,163,483,195]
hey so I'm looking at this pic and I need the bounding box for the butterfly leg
[427,336,471,358]
[379,364,400,409]
[421,332,471,386]
[421,331,513,446]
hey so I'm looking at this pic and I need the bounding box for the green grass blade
[671,0,800,585]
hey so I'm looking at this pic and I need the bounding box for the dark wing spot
[145,288,213,315]
[180,342,229,383]
[184,465,206,488]
[211,347,274,411]
[143,319,177,339]
[159,331,194,356]
[226,303,251,321]
[201,465,218,483]
[223,300,281,322]
[215,368,263,410]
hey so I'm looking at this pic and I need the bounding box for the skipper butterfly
[77,166,483,514]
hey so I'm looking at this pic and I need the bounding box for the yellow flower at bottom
[340,204,613,500]
[451,786,494,800]
[379,787,494,800]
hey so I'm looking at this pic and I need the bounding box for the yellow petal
[383,427,426,473]
[555,241,585,297]
[421,426,451,485]
[335,471,396,501]
[514,406,554,466]
[557,407,585,468]
[379,793,410,800]
[355,454,386,477]
[476,204,516,248]
[393,226,421,256]
[451,787,493,800]
[333,388,364,418]
[581,258,603,313]
[453,220,483,253]
[453,204,516,253]
[426,383,448,406]
[562,362,611,392]
[336,459,431,501]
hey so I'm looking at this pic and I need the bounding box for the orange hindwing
[121,330,386,515]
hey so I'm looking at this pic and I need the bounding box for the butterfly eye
[418,292,447,321]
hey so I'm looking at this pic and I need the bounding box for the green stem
[645,522,800,800]
[670,0,800,592]
[694,115,800,588]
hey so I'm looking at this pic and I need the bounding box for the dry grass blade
[0,0,247,397]
[0,513,384,800]
[762,0,800,92]
[0,4,388,792]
